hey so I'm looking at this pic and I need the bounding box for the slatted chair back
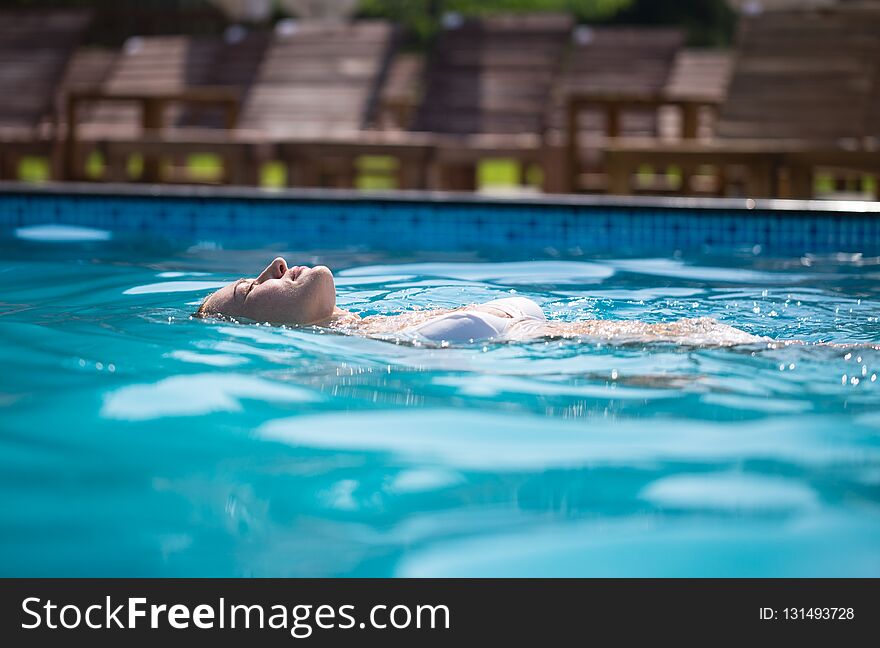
[550,26,685,142]
[0,10,91,136]
[660,48,734,139]
[80,35,222,137]
[56,47,120,128]
[237,20,395,137]
[665,49,734,103]
[717,7,880,143]
[413,13,573,136]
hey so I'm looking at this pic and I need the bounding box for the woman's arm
[327,306,467,335]
[535,317,768,347]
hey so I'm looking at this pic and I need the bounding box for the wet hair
[193,297,211,319]
[192,296,238,322]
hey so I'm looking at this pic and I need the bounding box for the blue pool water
[1,192,880,576]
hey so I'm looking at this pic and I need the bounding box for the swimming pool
[2,185,880,576]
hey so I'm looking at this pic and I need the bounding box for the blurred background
[0,0,878,199]
[1,1,738,48]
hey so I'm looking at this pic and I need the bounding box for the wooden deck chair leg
[540,145,566,194]
[678,161,697,196]
[285,157,305,188]
[0,150,11,180]
[315,156,349,188]
[425,157,443,191]
[605,152,633,195]
[279,148,303,188]
[48,140,64,182]
[228,147,261,186]
[104,144,128,183]
[0,152,13,180]
[437,162,455,190]
[440,162,476,192]
[397,155,423,190]
[300,158,321,187]
[170,152,188,181]
[141,155,162,184]
[745,158,776,198]
[715,164,728,197]
[516,160,528,187]
[76,144,95,181]
[338,158,356,189]
[787,163,813,200]
[414,154,432,190]
[225,149,243,185]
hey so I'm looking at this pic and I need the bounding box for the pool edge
[2,180,879,214]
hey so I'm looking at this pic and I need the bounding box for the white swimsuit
[402,297,546,343]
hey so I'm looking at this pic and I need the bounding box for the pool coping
[2,180,880,214]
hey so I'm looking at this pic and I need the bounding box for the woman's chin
[308,265,333,280]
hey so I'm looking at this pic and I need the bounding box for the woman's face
[198,257,336,325]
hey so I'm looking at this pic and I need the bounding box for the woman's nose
[258,257,287,282]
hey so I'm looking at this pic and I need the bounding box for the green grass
[17,157,50,183]
[86,152,105,179]
[14,155,540,191]
[476,158,544,189]
[127,154,143,179]
[187,153,224,183]
[814,172,877,197]
[525,163,544,188]
[261,161,286,188]
[478,158,519,187]
[814,172,835,195]
[356,155,398,190]
[30,154,876,198]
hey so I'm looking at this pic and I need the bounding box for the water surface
[1,231,879,576]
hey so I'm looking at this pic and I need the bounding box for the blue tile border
[1,182,879,254]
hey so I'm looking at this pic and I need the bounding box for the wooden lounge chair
[55,46,121,175]
[250,20,434,190]
[574,46,734,195]
[81,35,222,139]
[70,20,422,188]
[66,29,268,183]
[0,10,91,179]
[412,13,574,191]
[57,46,118,105]
[663,48,734,135]
[241,21,391,138]
[600,6,880,199]
[546,26,691,193]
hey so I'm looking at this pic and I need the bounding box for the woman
[195,257,767,347]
